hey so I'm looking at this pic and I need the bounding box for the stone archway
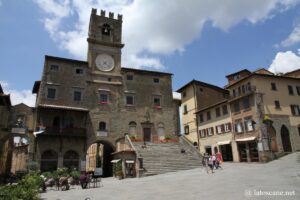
[280,125,292,152]
[41,149,58,172]
[268,126,278,152]
[63,150,79,170]
[86,140,115,177]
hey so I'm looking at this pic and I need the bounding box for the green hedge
[0,173,43,200]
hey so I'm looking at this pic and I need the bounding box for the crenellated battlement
[91,8,122,21]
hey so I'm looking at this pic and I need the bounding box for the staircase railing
[125,134,144,177]
[180,135,203,159]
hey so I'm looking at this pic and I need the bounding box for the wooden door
[143,128,151,142]
[281,126,292,152]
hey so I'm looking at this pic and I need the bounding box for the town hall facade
[31,9,179,176]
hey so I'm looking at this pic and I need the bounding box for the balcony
[229,85,256,102]
[36,126,86,137]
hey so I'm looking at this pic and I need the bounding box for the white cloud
[269,50,300,73]
[280,23,300,47]
[0,80,36,107]
[33,0,300,69]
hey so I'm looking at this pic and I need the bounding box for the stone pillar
[57,152,63,168]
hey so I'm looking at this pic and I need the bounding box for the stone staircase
[132,137,203,176]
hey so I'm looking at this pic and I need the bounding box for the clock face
[95,54,115,71]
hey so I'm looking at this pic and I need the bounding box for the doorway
[143,128,151,142]
[205,146,212,155]
[268,126,278,152]
[219,144,233,161]
[281,125,292,152]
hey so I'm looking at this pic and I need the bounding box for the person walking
[212,154,217,169]
[216,151,223,169]
[207,155,214,174]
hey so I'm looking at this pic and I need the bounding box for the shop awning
[217,140,231,145]
[111,159,121,163]
[236,137,256,142]
[125,160,135,164]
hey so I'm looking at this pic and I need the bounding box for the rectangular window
[199,114,204,123]
[207,127,214,136]
[183,105,188,114]
[99,93,109,104]
[288,85,294,95]
[222,105,228,115]
[199,129,206,138]
[297,86,300,95]
[199,88,203,92]
[126,95,134,105]
[238,87,241,96]
[47,88,56,99]
[290,105,300,116]
[233,89,236,98]
[275,100,280,109]
[207,111,211,120]
[235,121,243,133]
[75,68,84,75]
[242,85,245,94]
[182,91,186,98]
[216,107,221,117]
[50,64,59,71]
[153,78,160,83]
[154,97,161,107]
[216,125,222,134]
[73,91,82,101]
[233,101,240,112]
[271,83,277,91]
[224,123,231,132]
[244,118,254,132]
[126,74,133,80]
[298,126,300,137]
[184,126,189,135]
[243,97,250,109]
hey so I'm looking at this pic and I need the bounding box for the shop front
[217,141,233,161]
[236,137,259,162]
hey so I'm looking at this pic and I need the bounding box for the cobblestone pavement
[41,152,300,200]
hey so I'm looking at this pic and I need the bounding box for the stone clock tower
[87,9,124,76]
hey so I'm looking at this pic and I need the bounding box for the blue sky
[1,0,300,106]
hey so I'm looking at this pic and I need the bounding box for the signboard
[97,131,108,137]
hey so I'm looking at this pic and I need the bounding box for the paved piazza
[42,153,300,200]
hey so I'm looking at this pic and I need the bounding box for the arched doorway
[281,125,292,152]
[268,126,278,152]
[86,141,114,177]
[63,150,79,170]
[41,150,58,172]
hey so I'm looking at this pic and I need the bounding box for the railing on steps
[179,135,203,161]
[124,134,145,177]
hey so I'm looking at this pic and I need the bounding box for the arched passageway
[86,141,114,177]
